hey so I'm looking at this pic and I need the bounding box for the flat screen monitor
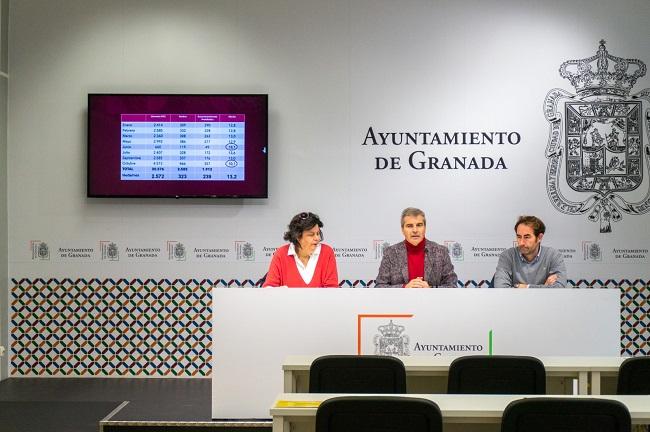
[88,93,268,198]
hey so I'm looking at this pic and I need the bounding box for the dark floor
[0,378,269,432]
[1,400,123,432]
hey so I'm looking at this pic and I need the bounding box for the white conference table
[283,355,626,395]
[270,393,650,432]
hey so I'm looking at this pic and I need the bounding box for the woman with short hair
[263,212,339,288]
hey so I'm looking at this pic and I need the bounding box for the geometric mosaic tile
[10,278,213,377]
[9,277,650,376]
[620,282,650,356]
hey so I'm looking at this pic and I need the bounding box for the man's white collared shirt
[288,243,321,285]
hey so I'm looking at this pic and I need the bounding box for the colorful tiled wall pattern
[9,278,649,376]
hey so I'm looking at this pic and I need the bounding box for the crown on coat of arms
[559,40,646,97]
[377,320,405,338]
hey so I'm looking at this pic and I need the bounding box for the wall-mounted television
[88,93,268,198]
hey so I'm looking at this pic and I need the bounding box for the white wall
[7,0,650,284]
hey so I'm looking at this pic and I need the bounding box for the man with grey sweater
[493,215,567,288]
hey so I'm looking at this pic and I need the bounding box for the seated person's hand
[405,277,430,288]
[544,273,558,286]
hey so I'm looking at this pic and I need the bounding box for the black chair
[617,356,650,394]
[309,355,406,393]
[316,396,442,432]
[501,397,631,432]
[447,355,546,394]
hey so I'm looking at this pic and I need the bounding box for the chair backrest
[309,355,406,393]
[501,397,631,432]
[316,396,442,432]
[447,355,546,394]
[617,356,650,394]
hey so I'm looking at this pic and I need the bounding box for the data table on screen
[120,114,245,181]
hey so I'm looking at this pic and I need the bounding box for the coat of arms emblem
[242,242,254,260]
[451,242,464,261]
[37,242,49,260]
[236,241,255,261]
[373,320,410,356]
[107,242,118,259]
[174,243,186,260]
[585,242,602,261]
[544,40,650,232]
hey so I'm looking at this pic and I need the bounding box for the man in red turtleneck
[374,207,458,288]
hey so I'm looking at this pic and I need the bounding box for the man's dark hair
[514,215,546,237]
[283,212,324,250]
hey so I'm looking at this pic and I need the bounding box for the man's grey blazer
[374,239,458,287]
